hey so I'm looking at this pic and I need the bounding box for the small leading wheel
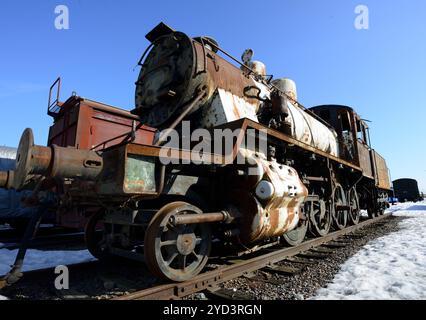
[85,210,111,260]
[332,184,348,230]
[347,187,360,225]
[144,202,211,282]
[282,206,308,246]
[308,200,332,237]
[282,218,308,246]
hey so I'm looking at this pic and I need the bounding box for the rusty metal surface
[134,31,261,128]
[97,144,160,197]
[14,129,51,189]
[48,96,155,151]
[134,31,199,126]
[0,171,9,188]
[0,171,14,189]
[95,117,363,199]
[13,128,103,189]
[273,79,339,156]
[356,141,373,178]
[124,154,156,193]
[146,117,362,171]
[114,213,392,300]
[50,145,103,179]
[372,150,391,190]
[144,202,211,282]
[237,119,362,171]
[12,117,363,196]
[229,148,308,244]
[133,28,340,160]
[170,211,229,225]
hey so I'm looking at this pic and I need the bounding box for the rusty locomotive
[0,23,391,283]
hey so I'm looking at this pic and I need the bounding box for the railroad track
[114,213,391,300]
[0,211,398,300]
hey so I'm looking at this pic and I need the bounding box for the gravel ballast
[218,215,406,300]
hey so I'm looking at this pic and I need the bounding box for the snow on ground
[313,201,426,300]
[0,246,95,300]
[0,249,95,276]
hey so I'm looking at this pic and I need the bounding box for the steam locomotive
[0,23,391,284]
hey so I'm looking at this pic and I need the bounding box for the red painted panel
[48,97,155,150]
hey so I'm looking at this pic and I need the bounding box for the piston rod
[169,211,233,225]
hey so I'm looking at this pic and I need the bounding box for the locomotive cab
[309,105,371,166]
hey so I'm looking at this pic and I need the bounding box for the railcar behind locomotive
[0,22,391,284]
[393,178,422,202]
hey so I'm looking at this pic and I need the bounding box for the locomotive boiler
[0,22,391,284]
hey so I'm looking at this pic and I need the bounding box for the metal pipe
[80,97,141,121]
[169,211,232,225]
[50,145,103,179]
[305,176,328,182]
[154,91,206,147]
[0,205,48,289]
[29,145,52,173]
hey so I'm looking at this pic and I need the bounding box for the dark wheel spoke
[347,187,360,225]
[191,251,201,261]
[332,184,348,230]
[166,252,178,266]
[160,240,177,247]
[180,255,187,270]
[308,200,331,237]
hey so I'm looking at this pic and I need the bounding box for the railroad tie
[322,241,348,248]
[245,274,283,286]
[205,287,257,300]
[284,256,317,265]
[262,265,302,276]
[298,250,330,259]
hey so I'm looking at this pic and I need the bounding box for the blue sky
[0,0,425,192]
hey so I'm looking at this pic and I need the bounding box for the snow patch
[313,201,426,300]
[0,249,96,276]
[0,295,8,300]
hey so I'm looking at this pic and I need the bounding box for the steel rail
[114,213,391,300]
